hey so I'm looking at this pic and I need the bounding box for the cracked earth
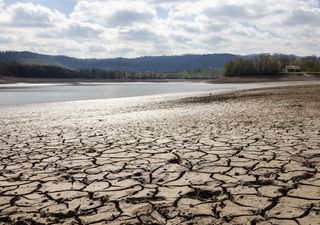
[0,85,319,225]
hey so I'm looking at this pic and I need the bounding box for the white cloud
[37,22,106,40]
[120,28,163,42]
[284,8,320,26]
[70,0,156,27]
[0,0,319,58]
[2,3,66,27]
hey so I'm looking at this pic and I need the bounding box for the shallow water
[0,82,224,105]
[1,81,319,106]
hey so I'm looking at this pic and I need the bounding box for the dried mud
[0,85,320,225]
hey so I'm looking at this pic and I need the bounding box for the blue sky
[0,0,319,58]
[4,0,76,14]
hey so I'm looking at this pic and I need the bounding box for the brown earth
[0,85,320,225]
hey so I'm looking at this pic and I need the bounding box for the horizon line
[1,50,319,60]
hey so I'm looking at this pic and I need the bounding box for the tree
[224,54,282,76]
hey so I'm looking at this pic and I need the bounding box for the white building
[285,65,302,73]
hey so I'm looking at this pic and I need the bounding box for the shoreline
[1,73,320,85]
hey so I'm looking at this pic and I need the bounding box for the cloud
[285,8,320,26]
[70,0,156,27]
[87,44,107,53]
[4,3,65,27]
[63,22,105,38]
[204,4,256,19]
[0,36,13,44]
[120,28,163,42]
[107,10,154,26]
[37,22,106,40]
[0,0,319,58]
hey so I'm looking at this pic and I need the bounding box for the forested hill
[0,51,238,72]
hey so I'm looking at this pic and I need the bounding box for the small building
[285,65,302,73]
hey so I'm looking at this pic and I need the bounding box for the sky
[0,0,319,58]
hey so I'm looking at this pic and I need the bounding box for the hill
[0,51,239,72]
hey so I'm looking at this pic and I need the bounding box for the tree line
[0,62,221,80]
[224,54,320,76]
[1,54,319,79]
[0,63,128,79]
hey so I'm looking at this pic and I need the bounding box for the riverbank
[0,84,319,225]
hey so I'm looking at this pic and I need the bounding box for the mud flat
[0,83,320,225]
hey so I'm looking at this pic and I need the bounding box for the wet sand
[0,83,320,225]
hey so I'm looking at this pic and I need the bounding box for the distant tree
[224,54,282,76]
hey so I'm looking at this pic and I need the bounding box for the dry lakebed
[0,82,320,225]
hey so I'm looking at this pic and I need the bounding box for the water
[2,81,319,106]
[0,82,220,106]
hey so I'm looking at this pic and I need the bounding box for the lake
[0,82,223,106]
[1,81,318,106]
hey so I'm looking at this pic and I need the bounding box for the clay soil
[0,85,320,225]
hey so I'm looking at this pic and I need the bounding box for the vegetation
[1,53,319,79]
[160,68,222,79]
[0,63,126,79]
[0,63,222,80]
[224,55,281,76]
[224,54,320,76]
